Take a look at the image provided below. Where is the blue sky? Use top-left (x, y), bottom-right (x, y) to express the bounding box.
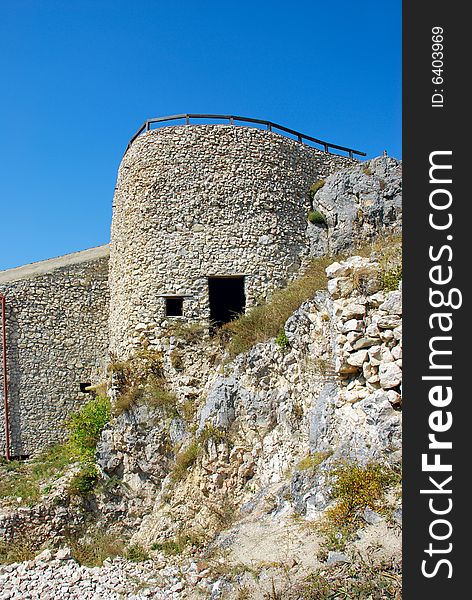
top-left (0, 0), bottom-right (401, 270)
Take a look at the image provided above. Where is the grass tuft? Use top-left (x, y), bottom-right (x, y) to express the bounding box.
top-left (165, 322), bottom-right (208, 343)
top-left (299, 558), bottom-right (401, 599)
top-left (307, 210), bottom-right (328, 226)
top-left (125, 544), bottom-right (150, 562)
top-left (0, 535), bottom-right (39, 564)
top-left (296, 450), bottom-right (333, 472)
top-left (308, 179), bottom-right (325, 199)
top-left (69, 531), bottom-right (125, 566)
top-left (151, 530), bottom-right (204, 556)
top-left (171, 440), bottom-right (201, 481)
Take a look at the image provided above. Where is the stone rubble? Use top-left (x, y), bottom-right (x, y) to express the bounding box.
top-left (0, 548), bottom-right (225, 600)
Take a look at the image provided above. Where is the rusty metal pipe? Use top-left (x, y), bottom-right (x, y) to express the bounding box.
top-left (0, 292), bottom-right (10, 461)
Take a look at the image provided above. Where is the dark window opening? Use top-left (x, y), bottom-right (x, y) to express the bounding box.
top-left (165, 297), bottom-right (183, 317)
top-left (208, 276), bottom-right (245, 329)
top-left (80, 382), bottom-right (92, 393)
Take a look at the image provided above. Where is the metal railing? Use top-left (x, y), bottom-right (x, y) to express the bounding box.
top-left (125, 114), bottom-right (366, 158)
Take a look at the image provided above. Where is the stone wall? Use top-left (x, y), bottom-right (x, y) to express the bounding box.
top-left (109, 125), bottom-right (354, 357)
top-left (0, 247), bottom-right (110, 457)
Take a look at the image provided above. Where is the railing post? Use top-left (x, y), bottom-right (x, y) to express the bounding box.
top-left (349, 150), bottom-right (353, 159)
top-left (145, 121), bottom-right (150, 132)
top-left (267, 123), bottom-right (272, 132)
top-left (185, 115), bottom-right (189, 125)
top-left (324, 143), bottom-right (328, 153)
top-left (297, 134), bottom-right (303, 143)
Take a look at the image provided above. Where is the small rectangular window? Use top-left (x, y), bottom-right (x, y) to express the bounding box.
top-left (165, 297), bottom-right (183, 317)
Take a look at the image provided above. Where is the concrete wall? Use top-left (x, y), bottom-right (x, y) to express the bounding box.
top-left (0, 247), bottom-right (109, 457)
top-left (109, 125), bottom-right (353, 357)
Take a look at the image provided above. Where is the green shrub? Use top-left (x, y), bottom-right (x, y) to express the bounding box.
top-left (125, 544), bottom-right (150, 562)
top-left (67, 396), bottom-right (111, 460)
top-left (68, 463), bottom-right (99, 497)
top-left (275, 329), bottom-right (289, 350)
top-left (326, 462), bottom-right (400, 525)
top-left (307, 210), bottom-right (328, 226)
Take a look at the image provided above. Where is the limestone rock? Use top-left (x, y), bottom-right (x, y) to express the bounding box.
top-left (347, 349), bottom-right (368, 367)
top-left (379, 363), bottom-right (402, 389)
top-left (379, 291), bottom-right (402, 315)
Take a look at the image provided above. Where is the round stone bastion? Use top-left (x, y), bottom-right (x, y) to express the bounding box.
top-left (109, 124), bottom-right (352, 356)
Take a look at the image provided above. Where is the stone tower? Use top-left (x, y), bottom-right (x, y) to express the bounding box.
top-left (109, 124), bottom-right (353, 357)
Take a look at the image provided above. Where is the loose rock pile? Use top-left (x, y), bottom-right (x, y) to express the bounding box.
top-left (328, 255), bottom-right (402, 407)
top-left (0, 548), bottom-right (225, 599)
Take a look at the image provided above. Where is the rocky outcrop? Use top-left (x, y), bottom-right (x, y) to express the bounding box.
top-left (307, 156), bottom-right (402, 256)
top-left (125, 252), bottom-right (402, 548)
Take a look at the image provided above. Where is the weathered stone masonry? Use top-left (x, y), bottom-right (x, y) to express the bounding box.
top-left (0, 247), bottom-right (109, 457)
top-left (109, 125), bottom-right (353, 356)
